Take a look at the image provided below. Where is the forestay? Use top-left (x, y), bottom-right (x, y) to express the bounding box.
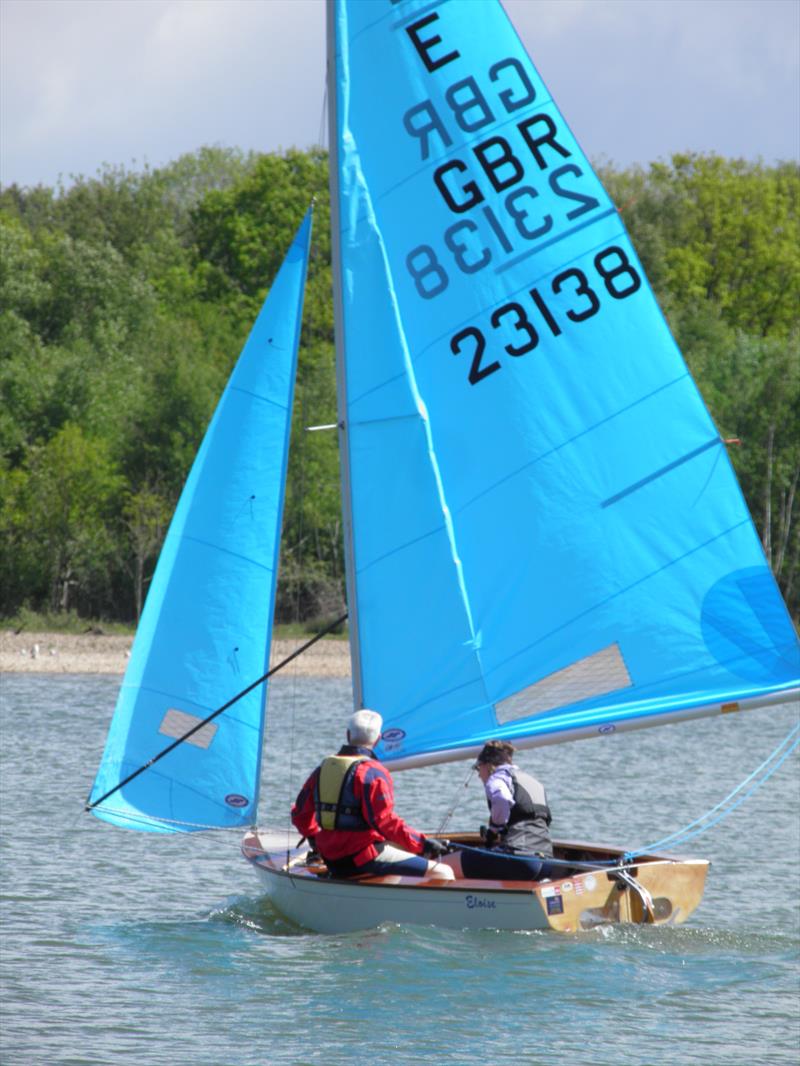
top-left (88, 212), bottom-right (312, 831)
top-left (329, 0), bottom-right (799, 768)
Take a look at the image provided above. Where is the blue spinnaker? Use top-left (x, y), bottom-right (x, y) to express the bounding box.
top-left (329, 0), bottom-right (799, 767)
top-left (88, 210), bottom-right (312, 830)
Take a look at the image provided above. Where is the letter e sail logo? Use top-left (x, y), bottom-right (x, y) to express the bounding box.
top-left (225, 793), bottom-right (249, 808)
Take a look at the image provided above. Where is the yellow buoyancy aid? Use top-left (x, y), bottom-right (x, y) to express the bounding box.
top-left (315, 754), bottom-right (368, 831)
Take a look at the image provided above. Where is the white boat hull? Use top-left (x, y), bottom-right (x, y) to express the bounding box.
top-left (242, 831), bottom-right (709, 934)
top-left (251, 859), bottom-right (548, 933)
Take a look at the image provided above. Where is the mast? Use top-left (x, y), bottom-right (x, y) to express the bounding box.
top-left (326, 0), bottom-right (364, 708)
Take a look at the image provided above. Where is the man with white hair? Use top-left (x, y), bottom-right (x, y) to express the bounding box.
top-left (291, 709), bottom-right (454, 880)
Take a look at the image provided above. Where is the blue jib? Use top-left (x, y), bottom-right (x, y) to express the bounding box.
top-left (88, 211), bottom-right (312, 832)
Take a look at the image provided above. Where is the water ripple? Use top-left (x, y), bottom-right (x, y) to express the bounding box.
top-left (1, 676), bottom-right (798, 1066)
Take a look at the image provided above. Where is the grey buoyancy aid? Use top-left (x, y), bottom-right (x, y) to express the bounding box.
top-left (492, 767), bottom-right (553, 856)
top-left (314, 754), bottom-right (369, 831)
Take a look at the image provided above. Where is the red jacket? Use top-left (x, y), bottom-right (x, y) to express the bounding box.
top-left (291, 745), bottom-right (425, 867)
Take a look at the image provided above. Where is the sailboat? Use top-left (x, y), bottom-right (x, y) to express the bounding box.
top-left (88, 0), bottom-right (799, 934)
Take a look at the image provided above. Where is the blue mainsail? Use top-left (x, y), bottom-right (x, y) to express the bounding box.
top-left (329, 0), bottom-right (799, 768)
top-left (88, 211), bottom-right (312, 831)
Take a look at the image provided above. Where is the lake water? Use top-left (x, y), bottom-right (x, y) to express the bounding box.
top-left (1, 673), bottom-right (798, 1065)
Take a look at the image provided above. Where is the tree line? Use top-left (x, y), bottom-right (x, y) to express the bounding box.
top-left (1, 148), bottom-right (797, 625)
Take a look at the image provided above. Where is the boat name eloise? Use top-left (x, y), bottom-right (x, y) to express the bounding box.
top-left (465, 895), bottom-right (497, 910)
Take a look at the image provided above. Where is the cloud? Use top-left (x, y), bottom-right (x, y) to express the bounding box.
top-left (1, 0), bottom-right (797, 188)
top-left (507, 0), bottom-right (800, 165)
top-left (1, 0), bottom-right (326, 185)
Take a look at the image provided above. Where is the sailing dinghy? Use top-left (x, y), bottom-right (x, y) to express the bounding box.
top-left (88, 0), bottom-right (799, 934)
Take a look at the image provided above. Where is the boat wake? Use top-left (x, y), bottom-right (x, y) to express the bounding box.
top-left (206, 894), bottom-right (310, 937)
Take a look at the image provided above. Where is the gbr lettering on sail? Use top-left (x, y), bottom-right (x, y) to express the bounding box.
top-left (399, 9), bottom-right (643, 386)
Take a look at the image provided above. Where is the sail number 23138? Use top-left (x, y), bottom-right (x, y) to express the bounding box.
top-left (451, 246), bottom-right (641, 386)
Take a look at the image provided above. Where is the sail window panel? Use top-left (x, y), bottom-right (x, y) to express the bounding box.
top-left (486, 525), bottom-right (797, 736)
top-left (158, 708), bottom-right (218, 749)
top-left (496, 644), bottom-right (632, 723)
top-left (94, 685), bottom-right (263, 832)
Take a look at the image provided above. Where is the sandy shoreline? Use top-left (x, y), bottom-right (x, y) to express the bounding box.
top-left (0, 631), bottom-right (352, 677)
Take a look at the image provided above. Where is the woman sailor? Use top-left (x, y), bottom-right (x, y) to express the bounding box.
top-left (449, 739), bottom-right (556, 881)
top-left (475, 739), bottom-right (553, 858)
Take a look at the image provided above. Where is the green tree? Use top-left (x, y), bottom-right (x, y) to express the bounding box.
top-left (2, 148), bottom-right (796, 622)
top-left (606, 154), bottom-right (800, 338)
top-left (603, 157), bottom-right (800, 614)
top-left (121, 485), bottom-right (171, 621)
top-left (5, 424), bottom-right (124, 614)
top-left (190, 148), bottom-right (342, 622)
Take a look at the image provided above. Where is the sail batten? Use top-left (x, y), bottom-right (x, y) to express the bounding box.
top-left (602, 439), bottom-right (722, 508)
top-left (88, 211), bottom-right (313, 832)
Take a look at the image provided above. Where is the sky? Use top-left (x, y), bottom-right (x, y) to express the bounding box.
top-left (1, 0), bottom-right (798, 189)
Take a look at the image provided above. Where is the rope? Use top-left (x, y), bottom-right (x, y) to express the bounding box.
top-left (436, 764), bottom-right (477, 833)
top-left (625, 721), bottom-right (800, 860)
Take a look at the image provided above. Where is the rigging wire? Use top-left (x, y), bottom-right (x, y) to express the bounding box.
top-left (625, 720), bottom-right (800, 860)
top-left (436, 763), bottom-right (477, 834)
top-left (432, 721), bottom-right (798, 865)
